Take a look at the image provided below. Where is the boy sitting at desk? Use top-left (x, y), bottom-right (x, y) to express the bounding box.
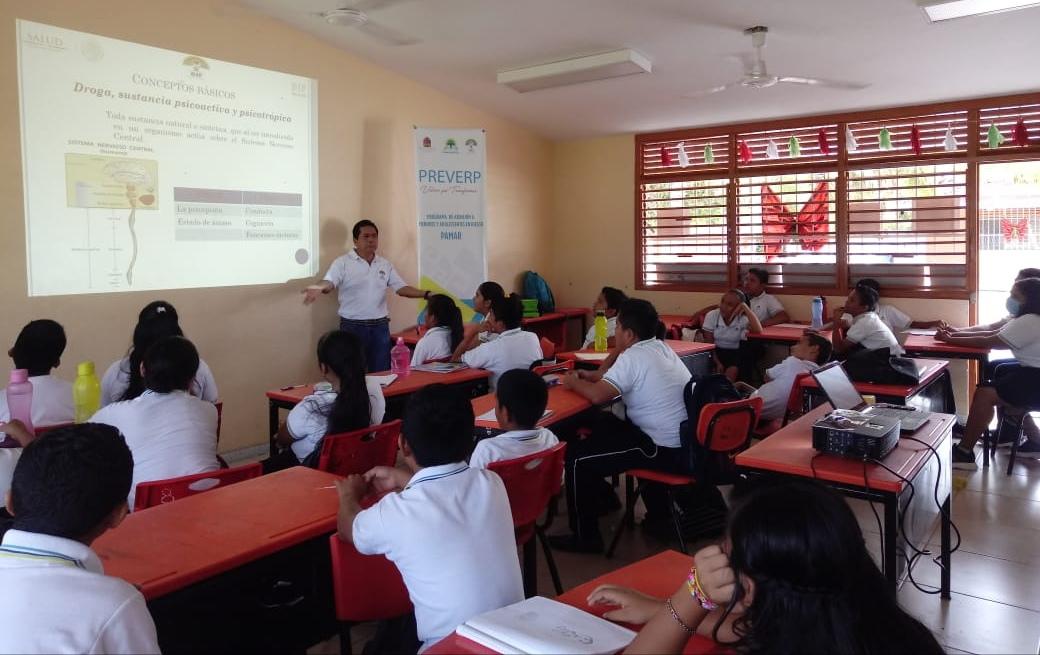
top-left (0, 319), bottom-right (74, 429)
top-left (737, 331), bottom-right (833, 422)
top-left (469, 369), bottom-right (560, 469)
top-left (582, 286), bottom-right (627, 349)
top-left (335, 384), bottom-right (523, 653)
top-left (0, 423), bottom-right (160, 654)
top-left (831, 285), bottom-right (903, 358)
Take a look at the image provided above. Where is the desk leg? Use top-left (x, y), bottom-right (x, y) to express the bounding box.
top-left (268, 401), bottom-right (279, 458)
top-left (940, 493), bottom-right (952, 599)
top-left (884, 494), bottom-right (899, 594)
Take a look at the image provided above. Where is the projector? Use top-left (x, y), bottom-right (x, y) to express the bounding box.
top-left (812, 410), bottom-right (901, 461)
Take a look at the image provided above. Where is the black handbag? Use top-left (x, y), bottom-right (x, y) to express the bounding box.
top-left (843, 347), bottom-right (921, 385)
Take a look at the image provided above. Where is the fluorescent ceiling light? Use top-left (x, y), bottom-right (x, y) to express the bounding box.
top-left (497, 49), bottom-right (651, 93)
top-left (918, 0), bottom-right (1040, 21)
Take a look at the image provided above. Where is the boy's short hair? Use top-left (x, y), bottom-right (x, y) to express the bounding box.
top-left (600, 287), bottom-right (628, 312)
top-left (746, 268), bottom-right (769, 284)
top-left (496, 369), bottom-right (548, 428)
top-left (805, 331), bottom-right (833, 364)
top-left (852, 285), bottom-right (879, 311)
top-left (143, 336), bottom-right (200, 393)
top-left (11, 423), bottom-right (133, 538)
top-left (856, 278), bottom-right (881, 295)
top-left (617, 298), bottom-right (663, 341)
top-left (402, 384), bottom-right (474, 466)
top-left (10, 319), bottom-right (67, 376)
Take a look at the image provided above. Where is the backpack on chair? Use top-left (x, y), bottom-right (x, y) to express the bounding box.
top-left (679, 374), bottom-right (743, 482)
top-left (521, 271), bottom-right (556, 314)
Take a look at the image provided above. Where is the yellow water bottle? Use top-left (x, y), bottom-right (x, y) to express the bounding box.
top-left (594, 310), bottom-right (608, 352)
top-left (73, 361), bottom-right (101, 423)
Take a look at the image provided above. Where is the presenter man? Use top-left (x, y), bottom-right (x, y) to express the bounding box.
top-left (303, 220), bottom-right (429, 372)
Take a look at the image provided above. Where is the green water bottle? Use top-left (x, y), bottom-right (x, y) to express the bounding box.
top-left (73, 361), bottom-right (101, 423)
top-left (594, 310), bottom-right (608, 352)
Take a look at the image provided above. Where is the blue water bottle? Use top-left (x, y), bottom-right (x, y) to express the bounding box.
top-left (811, 297), bottom-right (824, 329)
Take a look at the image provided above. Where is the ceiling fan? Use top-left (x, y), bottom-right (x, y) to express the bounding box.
top-left (685, 26), bottom-right (868, 96)
top-left (317, 0), bottom-right (420, 46)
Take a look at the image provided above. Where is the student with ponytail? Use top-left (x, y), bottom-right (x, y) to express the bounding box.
top-left (412, 294), bottom-right (464, 366)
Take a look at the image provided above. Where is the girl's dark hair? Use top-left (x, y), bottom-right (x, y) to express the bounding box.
top-left (427, 294), bottom-right (464, 352)
top-left (490, 293), bottom-right (524, 330)
top-left (1013, 277), bottom-right (1040, 317)
top-left (317, 330), bottom-right (371, 436)
top-left (726, 288), bottom-right (748, 305)
top-left (600, 286), bottom-right (628, 312)
top-left (852, 285), bottom-right (879, 312)
top-left (138, 300), bottom-right (179, 324)
top-left (143, 336), bottom-right (200, 393)
top-left (477, 281), bottom-right (505, 304)
top-left (717, 481), bottom-right (942, 655)
top-left (121, 315), bottom-right (184, 401)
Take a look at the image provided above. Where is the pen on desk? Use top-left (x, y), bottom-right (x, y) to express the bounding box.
top-left (280, 384), bottom-right (304, 391)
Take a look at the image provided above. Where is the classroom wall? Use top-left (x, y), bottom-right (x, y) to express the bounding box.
top-left (549, 135), bottom-right (974, 410)
top-left (0, 0), bottom-right (553, 452)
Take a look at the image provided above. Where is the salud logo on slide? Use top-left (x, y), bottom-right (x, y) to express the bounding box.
top-left (183, 55), bottom-right (209, 78)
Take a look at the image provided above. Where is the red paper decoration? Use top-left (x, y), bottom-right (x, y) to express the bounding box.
top-left (760, 182), bottom-right (831, 261)
top-left (660, 146), bottom-right (673, 166)
top-left (797, 182), bottom-right (831, 252)
top-left (761, 185), bottom-right (790, 261)
top-left (817, 128), bottom-right (831, 156)
top-left (738, 140), bottom-right (753, 164)
top-left (910, 125), bottom-right (922, 156)
top-left (1013, 118), bottom-right (1031, 147)
top-left (1001, 218), bottom-right (1029, 243)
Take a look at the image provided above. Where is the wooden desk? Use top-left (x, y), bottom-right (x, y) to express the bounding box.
top-left (426, 550), bottom-right (725, 655)
top-left (736, 406), bottom-right (954, 598)
top-left (472, 385), bottom-right (595, 439)
top-left (95, 467), bottom-right (342, 650)
top-left (266, 369), bottom-right (491, 452)
top-left (902, 334), bottom-right (990, 387)
top-left (558, 340), bottom-right (716, 379)
top-left (799, 358), bottom-right (955, 414)
top-left (749, 323), bottom-right (832, 344)
top-left (555, 306), bottom-right (591, 350)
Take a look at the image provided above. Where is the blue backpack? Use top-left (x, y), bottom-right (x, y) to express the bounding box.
top-left (522, 271), bottom-right (556, 314)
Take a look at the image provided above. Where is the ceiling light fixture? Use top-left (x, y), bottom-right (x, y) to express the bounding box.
top-left (917, 0), bottom-right (1040, 22)
top-left (497, 49), bottom-right (651, 93)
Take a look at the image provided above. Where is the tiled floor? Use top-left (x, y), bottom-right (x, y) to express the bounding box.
top-left (312, 447), bottom-right (1040, 655)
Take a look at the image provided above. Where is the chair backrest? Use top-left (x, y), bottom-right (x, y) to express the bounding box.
top-left (530, 360), bottom-right (574, 376)
top-left (783, 372), bottom-right (812, 425)
top-left (133, 462), bottom-right (262, 511)
top-left (487, 442), bottom-right (567, 527)
top-left (696, 397), bottom-right (764, 453)
top-left (317, 420), bottom-right (402, 477)
top-left (539, 336), bottom-right (556, 359)
top-left (328, 534), bottom-right (411, 622)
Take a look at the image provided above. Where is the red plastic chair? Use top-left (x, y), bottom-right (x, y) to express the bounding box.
top-left (487, 442), bottom-right (567, 597)
top-left (317, 420), bottom-right (401, 477)
top-left (133, 462), bottom-right (262, 511)
top-left (530, 359), bottom-right (574, 377)
top-left (539, 336), bottom-right (556, 360)
top-left (606, 396), bottom-right (762, 557)
top-left (752, 371), bottom-right (811, 439)
top-left (329, 534), bottom-right (411, 655)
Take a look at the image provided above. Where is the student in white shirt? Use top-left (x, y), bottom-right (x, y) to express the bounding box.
top-left (835, 279), bottom-right (940, 335)
top-left (744, 268), bottom-right (790, 326)
top-left (937, 278), bottom-right (1040, 469)
top-left (552, 299), bottom-right (693, 553)
top-left (582, 286), bottom-right (627, 349)
top-left (335, 384), bottom-right (524, 652)
top-left (91, 336), bottom-right (219, 510)
top-left (701, 289), bottom-right (763, 383)
top-left (0, 320), bottom-right (74, 428)
top-left (748, 332), bottom-right (832, 422)
top-left (939, 267), bottom-right (1040, 335)
top-left (455, 281), bottom-right (506, 353)
top-left (470, 369), bottom-right (559, 469)
top-left (412, 294), bottom-right (464, 366)
top-left (0, 423), bottom-right (160, 654)
top-left (457, 294), bottom-right (543, 389)
top-left (101, 300), bottom-right (218, 406)
top-left (268, 330), bottom-right (386, 471)
top-left (831, 285), bottom-right (903, 358)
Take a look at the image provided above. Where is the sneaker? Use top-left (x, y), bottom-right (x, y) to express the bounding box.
top-left (952, 445), bottom-right (978, 470)
top-left (547, 533), bottom-right (604, 554)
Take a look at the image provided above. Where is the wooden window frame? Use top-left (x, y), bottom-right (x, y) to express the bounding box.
top-left (634, 91), bottom-right (1040, 300)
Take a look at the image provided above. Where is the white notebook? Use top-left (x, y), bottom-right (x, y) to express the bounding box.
top-left (575, 352), bottom-right (611, 362)
top-left (366, 374), bottom-right (398, 387)
top-left (455, 596), bottom-right (636, 655)
top-left (476, 409), bottom-right (553, 425)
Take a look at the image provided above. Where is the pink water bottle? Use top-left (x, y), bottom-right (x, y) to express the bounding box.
top-left (390, 337), bottom-right (411, 377)
top-left (3, 369), bottom-right (34, 447)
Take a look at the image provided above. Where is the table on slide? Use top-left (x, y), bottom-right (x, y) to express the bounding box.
top-left (94, 467), bottom-right (342, 651)
top-left (558, 340), bottom-right (716, 379)
top-left (425, 550), bottom-right (724, 654)
top-left (799, 358), bottom-right (955, 414)
top-left (471, 385), bottom-right (595, 439)
top-left (736, 405), bottom-right (954, 597)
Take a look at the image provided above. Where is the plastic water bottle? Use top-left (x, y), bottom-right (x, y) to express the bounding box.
top-left (6, 369), bottom-right (34, 436)
top-left (73, 361), bottom-right (102, 423)
top-left (390, 337), bottom-right (411, 377)
top-left (594, 310), bottom-right (608, 352)
top-left (811, 296), bottom-right (824, 329)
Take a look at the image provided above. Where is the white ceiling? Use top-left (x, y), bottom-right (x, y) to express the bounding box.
top-left (240, 0), bottom-right (1040, 140)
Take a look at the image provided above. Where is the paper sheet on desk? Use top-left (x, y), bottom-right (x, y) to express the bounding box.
top-left (575, 352), bottom-right (611, 362)
top-left (366, 374), bottom-right (398, 387)
top-left (904, 329), bottom-right (938, 336)
top-left (477, 408), bottom-right (553, 425)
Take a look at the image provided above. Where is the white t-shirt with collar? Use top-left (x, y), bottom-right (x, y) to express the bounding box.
top-left (100, 356), bottom-right (219, 407)
top-left (998, 314), bottom-right (1040, 367)
top-left (748, 292), bottom-right (785, 322)
top-left (411, 326), bottom-right (453, 366)
top-left (845, 311), bottom-right (904, 355)
top-left (469, 427), bottom-right (560, 470)
top-left (582, 316), bottom-right (618, 349)
top-left (842, 303), bottom-right (912, 334)
top-left (602, 339), bottom-right (693, 448)
top-left (285, 378), bottom-right (387, 462)
top-left (752, 356), bottom-right (820, 421)
top-left (323, 250), bottom-right (407, 320)
top-left (0, 530), bottom-right (160, 654)
top-left (0, 374), bottom-right (74, 427)
top-left (352, 463), bottom-right (524, 650)
top-left (90, 390), bottom-right (220, 510)
top-left (460, 328), bottom-right (543, 389)
top-left (702, 309), bottom-right (749, 349)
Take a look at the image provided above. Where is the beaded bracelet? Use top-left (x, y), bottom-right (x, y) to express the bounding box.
top-left (665, 598), bottom-right (694, 633)
top-left (685, 566), bottom-right (718, 611)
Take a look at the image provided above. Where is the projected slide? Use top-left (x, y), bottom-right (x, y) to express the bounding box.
top-left (17, 20), bottom-right (318, 296)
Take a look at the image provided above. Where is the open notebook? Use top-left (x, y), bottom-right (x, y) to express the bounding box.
top-left (456, 596), bottom-right (636, 655)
